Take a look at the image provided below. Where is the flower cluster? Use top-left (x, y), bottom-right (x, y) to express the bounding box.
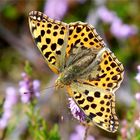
top-left (68, 98), bottom-right (87, 123)
top-left (0, 72), bottom-right (40, 129)
top-left (119, 65), bottom-right (140, 139)
top-left (19, 72), bottom-right (40, 103)
top-left (134, 66), bottom-right (140, 128)
top-left (44, 0), bottom-right (68, 20)
top-left (97, 6), bottom-right (137, 40)
top-left (120, 120), bottom-right (135, 140)
top-left (135, 113), bottom-right (140, 128)
top-left (0, 87), bottom-right (18, 129)
top-left (70, 125), bottom-right (95, 140)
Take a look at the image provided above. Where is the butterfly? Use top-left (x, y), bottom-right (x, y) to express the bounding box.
top-left (28, 11), bottom-right (124, 133)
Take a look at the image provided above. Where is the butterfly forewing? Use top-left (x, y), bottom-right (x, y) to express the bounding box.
top-left (29, 11), bottom-right (68, 74)
top-left (66, 22), bottom-right (105, 57)
top-left (67, 82), bottom-right (119, 132)
top-left (29, 11), bottom-right (106, 73)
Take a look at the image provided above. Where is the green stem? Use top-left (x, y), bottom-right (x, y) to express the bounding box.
top-left (83, 126), bottom-right (89, 140)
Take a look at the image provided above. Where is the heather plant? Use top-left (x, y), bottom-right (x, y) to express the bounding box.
top-left (0, 63), bottom-right (60, 140)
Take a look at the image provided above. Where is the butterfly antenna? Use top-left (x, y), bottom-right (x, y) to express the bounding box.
top-left (42, 85), bottom-right (55, 90)
top-left (23, 85), bottom-right (55, 95)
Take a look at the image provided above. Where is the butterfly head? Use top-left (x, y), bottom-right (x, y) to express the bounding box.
top-left (55, 71), bottom-right (73, 88)
top-left (55, 77), bottom-right (65, 89)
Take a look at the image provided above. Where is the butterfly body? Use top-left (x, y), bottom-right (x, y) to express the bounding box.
top-left (29, 11), bottom-right (124, 132)
top-left (56, 48), bottom-right (97, 86)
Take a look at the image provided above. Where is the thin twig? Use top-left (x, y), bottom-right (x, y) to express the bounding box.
top-left (83, 126), bottom-right (89, 140)
top-left (0, 128), bottom-right (7, 140)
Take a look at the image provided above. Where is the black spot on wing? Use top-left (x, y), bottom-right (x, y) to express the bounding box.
top-left (41, 30), bottom-right (45, 36)
top-left (94, 91), bottom-right (100, 98)
top-left (96, 112), bottom-right (103, 116)
top-left (57, 39), bottom-right (64, 45)
top-left (98, 73), bottom-right (107, 78)
top-left (88, 32), bottom-right (94, 39)
top-left (48, 56), bottom-right (55, 62)
top-left (51, 43), bottom-right (56, 51)
top-left (82, 105), bottom-right (89, 110)
top-left (88, 112), bottom-right (96, 119)
top-left (44, 52), bottom-right (51, 58)
top-left (31, 26), bottom-right (37, 33)
top-left (46, 38), bottom-right (51, 44)
top-left (87, 96), bottom-right (94, 102)
top-left (56, 50), bottom-right (61, 55)
top-left (35, 35), bottom-right (41, 44)
top-left (91, 103), bottom-right (97, 109)
top-left (76, 27), bottom-right (82, 33)
top-left (84, 90), bottom-right (89, 95)
top-left (77, 99), bottom-right (85, 104)
top-left (41, 45), bottom-right (47, 52)
top-left (75, 94), bottom-right (82, 99)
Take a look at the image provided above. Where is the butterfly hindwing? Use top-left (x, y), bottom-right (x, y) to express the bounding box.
top-left (82, 48), bottom-right (124, 93)
top-left (66, 81), bottom-right (119, 132)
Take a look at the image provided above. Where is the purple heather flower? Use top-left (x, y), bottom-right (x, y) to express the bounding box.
top-left (110, 19), bottom-right (137, 40)
top-left (68, 98), bottom-right (86, 123)
top-left (33, 80), bottom-right (40, 97)
top-left (70, 125), bottom-right (95, 140)
top-left (44, 0), bottom-right (68, 20)
top-left (97, 6), bottom-right (116, 24)
top-left (0, 87), bottom-right (18, 129)
top-left (4, 87), bottom-right (18, 109)
top-left (19, 72), bottom-right (40, 103)
top-left (97, 6), bottom-right (137, 39)
top-left (0, 117), bottom-right (8, 129)
top-left (135, 65), bottom-right (140, 84)
top-left (20, 89), bottom-right (31, 103)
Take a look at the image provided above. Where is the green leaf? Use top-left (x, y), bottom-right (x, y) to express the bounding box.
top-left (2, 5), bottom-right (19, 20)
top-left (48, 124), bottom-right (60, 140)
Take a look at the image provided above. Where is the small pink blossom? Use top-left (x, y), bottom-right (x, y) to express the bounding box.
top-left (135, 93), bottom-right (140, 102)
top-left (120, 120), bottom-right (128, 139)
top-left (135, 65), bottom-right (140, 84)
top-left (135, 119), bottom-right (140, 128)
